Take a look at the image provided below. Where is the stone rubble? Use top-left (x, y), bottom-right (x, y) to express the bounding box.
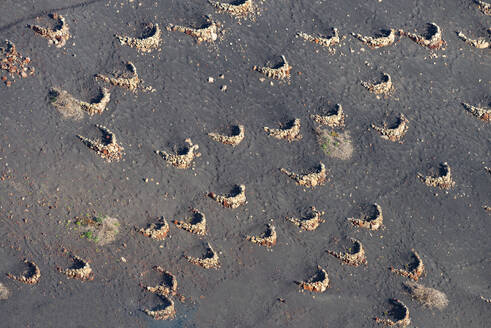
top-left (375, 298), bottom-right (411, 327)
top-left (400, 23), bottom-right (445, 50)
top-left (361, 72), bottom-right (393, 95)
top-left (418, 162), bottom-right (455, 189)
top-left (0, 40), bottom-right (35, 87)
top-left (96, 61), bottom-right (154, 93)
top-left (167, 17), bottom-right (220, 43)
top-left (246, 224), bottom-right (277, 247)
top-left (296, 28), bottom-right (343, 53)
top-left (287, 207), bottom-right (325, 231)
top-left (7, 260), bottom-right (41, 285)
top-left (209, 0), bottom-right (255, 19)
top-left (462, 102), bottom-right (490, 121)
top-left (139, 217), bottom-right (170, 240)
top-left (475, 0), bottom-right (491, 15)
top-left (253, 55), bottom-right (292, 80)
top-left (185, 242), bottom-right (221, 269)
top-left (143, 296), bottom-right (176, 320)
top-left (348, 203), bottom-right (384, 230)
top-left (327, 238), bottom-right (367, 266)
top-left (28, 13), bottom-right (71, 48)
top-left (208, 184), bottom-right (246, 209)
top-left (145, 266), bottom-right (178, 297)
top-left (351, 29), bottom-right (396, 49)
top-left (116, 23), bottom-right (161, 53)
top-left (174, 209), bottom-right (207, 236)
top-left (457, 31), bottom-right (490, 49)
top-left (311, 104), bottom-right (345, 128)
top-left (77, 125), bottom-right (124, 163)
top-left (58, 255), bottom-right (94, 281)
top-left (155, 138), bottom-right (201, 169)
top-left (264, 118), bottom-right (302, 141)
top-left (390, 249), bottom-right (425, 281)
top-left (297, 265), bottom-right (330, 293)
top-left (371, 114), bottom-right (409, 142)
top-left (280, 162), bottom-right (327, 188)
top-left (208, 125), bottom-right (245, 146)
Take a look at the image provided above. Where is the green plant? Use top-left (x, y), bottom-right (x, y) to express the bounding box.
top-left (81, 231), bottom-right (97, 241)
top-left (93, 215), bottom-right (107, 224)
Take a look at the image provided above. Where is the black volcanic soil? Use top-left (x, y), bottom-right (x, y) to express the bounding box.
top-left (0, 0), bottom-right (490, 327)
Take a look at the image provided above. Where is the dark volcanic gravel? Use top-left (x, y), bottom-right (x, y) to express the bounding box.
top-left (0, 1), bottom-right (490, 327)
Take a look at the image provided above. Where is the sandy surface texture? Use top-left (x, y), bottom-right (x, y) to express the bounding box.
top-left (0, 0), bottom-right (490, 327)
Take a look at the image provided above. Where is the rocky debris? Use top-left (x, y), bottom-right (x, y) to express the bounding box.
top-left (7, 260), bottom-right (41, 285)
top-left (287, 207), bottom-right (325, 231)
top-left (185, 242), bottom-right (221, 269)
top-left (296, 28), bottom-right (343, 53)
top-left (311, 104), bottom-right (345, 128)
top-left (145, 266), bottom-right (177, 297)
top-left (280, 162), bottom-right (327, 188)
top-left (348, 203), bottom-right (384, 231)
top-left (58, 255), bottom-right (94, 281)
top-left (351, 29), bottom-right (396, 48)
top-left (49, 87), bottom-right (111, 119)
top-left (166, 17), bottom-right (220, 43)
top-left (316, 129), bottom-right (354, 160)
top-left (253, 55), bottom-right (291, 80)
top-left (462, 102), bottom-right (490, 121)
top-left (174, 209), bottom-right (207, 236)
top-left (208, 125), bottom-right (245, 146)
top-left (475, 0), bottom-right (491, 15)
top-left (480, 295), bottom-right (491, 303)
top-left (0, 282), bottom-right (9, 300)
top-left (246, 224), bottom-right (277, 247)
top-left (116, 23), bottom-right (161, 53)
top-left (96, 61), bottom-right (154, 93)
top-left (139, 217), bottom-right (170, 240)
top-left (296, 265), bottom-right (330, 293)
top-left (28, 13), bottom-right (70, 48)
top-left (361, 72), bottom-right (393, 95)
top-left (78, 125), bottom-right (124, 163)
top-left (144, 296), bottom-right (176, 320)
top-left (327, 238), bottom-right (367, 266)
top-left (0, 40), bottom-right (35, 87)
top-left (457, 31), bottom-right (490, 49)
top-left (264, 118), bottom-right (302, 141)
top-left (404, 282), bottom-right (448, 310)
top-left (142, 267), bottom-right (179, 320)
top-left (155, 138), bottom-right (201, 169)
top-left (372, 114), bottom-right (409, 142)
top-left (390, 249), bottom-right (425, 281)
top-left (208, 184), bottom-right (246, 209)
top-left (400, 23), bottom-right (445, 49)
top-left (375, 298), bottom-right (411, 327)
top-left (418, 162), bottom-right (455, 189)
top-left (209, 0), bottom-right (255, 19)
